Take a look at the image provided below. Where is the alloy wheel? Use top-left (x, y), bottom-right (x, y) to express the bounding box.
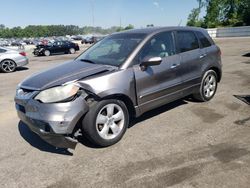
top-left (44, 50), bottom-right (50, 56)
top-left (203, 74), bottom-right (217, 98)
top-left (69, 48), bottom-right (75, 54)
top-left (1, 60), bottom-right (16, 72)
top-left (96, 103), bottom-right (125, 140)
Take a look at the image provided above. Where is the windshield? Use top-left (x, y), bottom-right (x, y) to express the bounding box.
top-left (76, 33), bottom-right (146, 67)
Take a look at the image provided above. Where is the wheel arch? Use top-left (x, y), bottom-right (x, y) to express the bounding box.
top-left (1, 58), bottom-right (16, 64)
top-left (208, 66), bottom-right (222, 82)
top-left (101, 94), bottom-right (136, 119)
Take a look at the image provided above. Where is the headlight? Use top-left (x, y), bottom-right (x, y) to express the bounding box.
top-left (35, 84), bottom-right (80, 103)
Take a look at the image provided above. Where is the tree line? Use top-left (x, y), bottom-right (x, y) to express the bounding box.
top-left (0, 24), bottom-right (134, 38)
top-left (187, 0), bottom-right (250, 28)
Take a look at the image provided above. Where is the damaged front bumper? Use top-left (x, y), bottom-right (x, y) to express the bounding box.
top-left (15, 91), bottom-right (89, 149)
top-left (33, 49), bottom-right (44, 56)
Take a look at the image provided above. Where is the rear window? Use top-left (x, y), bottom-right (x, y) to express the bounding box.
top-left (196, 32), bottom-right (212, 48)
top-left (177, 31), bottom-right (199, 53)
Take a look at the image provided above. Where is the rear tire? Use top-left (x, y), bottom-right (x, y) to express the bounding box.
top-left (193, 70), bottom-right (218, 102)
top-left (0, 59), bottom-right (16, 73)
top-left (69, 48), bottom-right (76, 54)
top-left (82, 99), bottom-right (129, 147)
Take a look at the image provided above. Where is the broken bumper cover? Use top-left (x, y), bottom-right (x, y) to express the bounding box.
top-left (33, 49), bottom-right (44, 56)
top-left (15, 94), bottom-right (89, 149)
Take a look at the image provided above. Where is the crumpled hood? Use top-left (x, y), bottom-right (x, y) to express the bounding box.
top-left (20, 60), bottom-right (116, 90)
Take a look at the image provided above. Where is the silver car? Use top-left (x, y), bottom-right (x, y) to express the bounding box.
top-left (0, 47), bottom-right (29, 73)
top-left (15, 27), bottom-right (222, 149)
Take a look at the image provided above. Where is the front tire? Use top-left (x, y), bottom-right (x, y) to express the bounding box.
top-left (193, 70), bottom-right (218, 102)
top-left (44, 50), bottom-right (50, 56)
top-left (82, 99), bottom-right (129, 147)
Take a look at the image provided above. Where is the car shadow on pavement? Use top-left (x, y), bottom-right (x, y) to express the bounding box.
top-left (77, 99), bottom-right (189, 148)
top-left (77, 134), bottom-right (103, 149)
top-left (18, 99), bottom-right (188, 152)
top-left (242, 52), bottom-right (250, 57)
top-left (18, 121), bottom-right (73, 156)
top-left (129, 99), bottom-right (188, 128)
top-left (16, 67), bottom-right (29, 72)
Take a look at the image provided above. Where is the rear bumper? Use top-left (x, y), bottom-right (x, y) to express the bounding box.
top-left (16, 57), bottom-right (29, 67)
top-left (15, 94), bottom-right (89, 149)
top-left (75, 46), bottom-right (80, 51)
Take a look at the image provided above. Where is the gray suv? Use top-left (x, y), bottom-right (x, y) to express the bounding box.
top-left (15, 27), bottom-right (222, 149)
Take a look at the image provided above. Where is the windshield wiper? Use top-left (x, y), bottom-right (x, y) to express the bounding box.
top-left (79, 59), bottom-right (96, 64)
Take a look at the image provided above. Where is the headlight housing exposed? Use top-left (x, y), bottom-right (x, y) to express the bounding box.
top-left (35, 84), bottom-right (80, 103)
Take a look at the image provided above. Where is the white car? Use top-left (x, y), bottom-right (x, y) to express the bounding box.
top-left (0, 47), bottom-right (28, 73)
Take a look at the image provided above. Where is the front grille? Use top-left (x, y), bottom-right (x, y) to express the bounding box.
top-left (16, 88), bottom-right (35, 98)
top-left (30, 119), bottom-right (51, 133)
top-left (21, 88), bottom-right (34, 94)
top-left (22, 88), bottom-right (34, 93)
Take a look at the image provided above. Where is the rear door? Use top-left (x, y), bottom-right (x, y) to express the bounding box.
top-left (195, 31), bottom-right (219, 67)
top-left (49, 42), bottom-right (60, 53)
top-left (63, 41), bottom-right (71, 52)
top-left (176, 30), bottom-right (202, 89)
top-left (56, 41), bottom-right (65, 53)
top-left (133, 31), bottom-right (182, 112)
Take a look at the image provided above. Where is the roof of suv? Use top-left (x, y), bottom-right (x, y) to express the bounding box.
top-left (117, 26), bottom-right (207, 35)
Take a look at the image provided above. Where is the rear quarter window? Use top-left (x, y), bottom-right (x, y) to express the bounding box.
top-left (196, 31), bottom-right (212, 48)
top-left (177, 31), bottom-right (199, 53)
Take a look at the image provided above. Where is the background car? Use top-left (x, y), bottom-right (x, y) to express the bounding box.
top-left (71, 35), bottom-right (83, 41)
top-left (0, 47), bottom-right (28, 73)
top-left (81, 36), bottom-right (106, 44)
top-left (33, 40), bottom-right (80, 56)
top-left (81, 37), bottom-right (94, 44)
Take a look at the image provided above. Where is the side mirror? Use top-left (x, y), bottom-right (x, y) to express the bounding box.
top-left (140, 56), bottom-right (162, 71)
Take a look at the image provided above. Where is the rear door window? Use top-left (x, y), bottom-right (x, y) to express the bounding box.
top-left (196, 32), bottom-right (212, 48)
top-left (177, 31), bottom-right (199, 53)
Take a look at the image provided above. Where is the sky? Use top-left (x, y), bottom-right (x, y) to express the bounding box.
top-left (0, 0), bottom-right (203, 28)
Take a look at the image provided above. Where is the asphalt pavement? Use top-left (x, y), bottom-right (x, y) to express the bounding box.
top-left (0, 38), bottom-right (250, 188)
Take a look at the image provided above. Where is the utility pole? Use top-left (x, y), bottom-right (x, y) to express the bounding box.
top-left (178, 19), bottom-right (182, 26)
top-left (90, 0), bottom-right (95, 33)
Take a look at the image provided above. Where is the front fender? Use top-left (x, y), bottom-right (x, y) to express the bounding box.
top-left (78, 68), bottom-right (137, 105)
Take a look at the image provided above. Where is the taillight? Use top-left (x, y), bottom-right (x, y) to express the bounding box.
top-left (19, 52), bottom-right (26, 56)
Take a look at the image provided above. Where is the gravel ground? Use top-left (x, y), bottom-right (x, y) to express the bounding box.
top-left (0, 38), bottom-right (249, 188)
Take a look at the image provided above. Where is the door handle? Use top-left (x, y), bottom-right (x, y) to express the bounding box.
top-left (200, 54), bottom-right (207, 59)
top-left (170, 64), bottom-right (179, 69)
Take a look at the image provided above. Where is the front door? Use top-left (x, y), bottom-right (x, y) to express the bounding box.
top-left (133, 31), bottom-right (182, 113)
top-left (52, 41), bottom-right (63, 53)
